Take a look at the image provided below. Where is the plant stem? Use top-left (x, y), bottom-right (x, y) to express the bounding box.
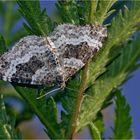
top-left (89, 0), bottom-right (95, 23)
top-left (70, 1), bottom-right (95, 138)
top-left (70, 62), bottom-right (89, 139)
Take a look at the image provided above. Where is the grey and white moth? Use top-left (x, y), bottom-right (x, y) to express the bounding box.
top-left (0, 24), bottom-right (107, 88)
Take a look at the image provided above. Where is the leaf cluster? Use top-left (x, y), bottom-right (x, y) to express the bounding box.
top-left (17, 0), bottom-right (53, 35)
top-left (55, 0), bottom-right (116, 25)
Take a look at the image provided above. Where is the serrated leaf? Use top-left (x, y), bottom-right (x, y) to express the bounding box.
top-left (17, 0), bottom-right (53, 36)
top-left (112, 90), bottom-right (132, 139)
top-left (0, 94), bottom-right (21, 139)
top-left (77, 33), bottom-right (140, 131)
top-left (88, 1), bottom-right (140, 87)
top-left (93, 0), bottom-right (117, 24)
top-left (13, 85), bottom-right (62, 139)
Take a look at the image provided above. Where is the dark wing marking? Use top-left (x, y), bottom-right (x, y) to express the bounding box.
top-left (0, 24), bottom-right (107, 87)
top-left (0, 36), bottom-right (64, 86)
top-left (50, 24), bottom-right (107, 81)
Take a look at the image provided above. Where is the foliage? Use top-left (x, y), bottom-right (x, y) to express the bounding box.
top-left (55, 0), bottom-right (117, 25)
top-left (78, 33), bottom-right (140, 131)
top-left (87, 1), bottom-right (140, 87)
top-left (55, 0), bottom-right (80, 24)
top-left (14, 85), bottom-right (62, 139)
top-left (17, 0), bottom-right (53, 35)
top-left (89, 113), bottom-right (104, 139)
top-left (0, 1), bottom-right (32, 139)
top-left (0, 94), bottom-right (21, 139)
top-left (0, 0), bottom-right (140, 139)
top-left (0, 1), bottom-right (27, 47)
top-left (112, 90), bottom-right (132, 139)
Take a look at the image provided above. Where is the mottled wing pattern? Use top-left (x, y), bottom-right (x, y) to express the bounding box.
top-left (0, 36), bottom-right (64, 86)
top-left (0, 24), bottom-right (107, 87)
top-left (50, 24), bottom-right (107, 81)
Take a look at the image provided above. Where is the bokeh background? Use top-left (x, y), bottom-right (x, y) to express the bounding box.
top-left (0, 1), bottom-right (140, 139)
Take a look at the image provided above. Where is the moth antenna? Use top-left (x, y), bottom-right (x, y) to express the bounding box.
top-left (37, 86), bottom-right (78, 100)
top-left (36, 87), bottom-right (61, 99)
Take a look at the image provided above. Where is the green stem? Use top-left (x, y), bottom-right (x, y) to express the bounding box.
top-left (69, 1), bottom-right (96, 138)
top-left (89, 0), bottom-right (96, 23)
top-left (70, 62), bottom-right (89, 139)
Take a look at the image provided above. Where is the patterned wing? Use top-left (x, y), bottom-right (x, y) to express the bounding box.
top-left (0, 24), bottom-right (107, 87)
top-left (0, 36), bottom-right (64, 86)
top-left (50, 24), bottom-right (107, 81)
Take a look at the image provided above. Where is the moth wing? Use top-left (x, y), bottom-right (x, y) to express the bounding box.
top-left (50, 24), bottom-right (107, 81)
top-left (0, 36), bottom-right (64, 86)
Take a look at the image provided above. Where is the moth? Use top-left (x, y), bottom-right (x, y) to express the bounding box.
top-left (0, 24), bottom-right (107, 88)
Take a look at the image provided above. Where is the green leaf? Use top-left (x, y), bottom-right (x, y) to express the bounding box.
top-left (0, 94), bottom-right (21, 139)
top-left (101, 91), bottom-right (116, 109)
top-left (112, 90), bottom-right (133, 139)
top-left (60, 74), bottom-right (82, 138)
top-left (55, 0), bottom-right (80, 24)
top-left (0, 1), bottom-right (27, 47)
top-left (89, 113), bottom-right (104, 139)
top-left (77, 0), bottom-right (99, 24)
top-left (89, 123), bottom-right (101, 140)
top-left (54, 1), bottom-right (140, 138)
top-left (87, 1), bottom-right (140, 87)
top-left (59, 63), bottom-right (91, 139)
top-left (0, 36), bottom-right (6, 54)
top-left (77, 33), bottom-right (140, 131)
top-left (17, 0), bottom-right (53, 36)
top-left (92, 0), bottom-right (117, 24)
top-left (14, 85), bottom-right (62, 139)
top-left (58, 0), bottom-right (116, 25)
